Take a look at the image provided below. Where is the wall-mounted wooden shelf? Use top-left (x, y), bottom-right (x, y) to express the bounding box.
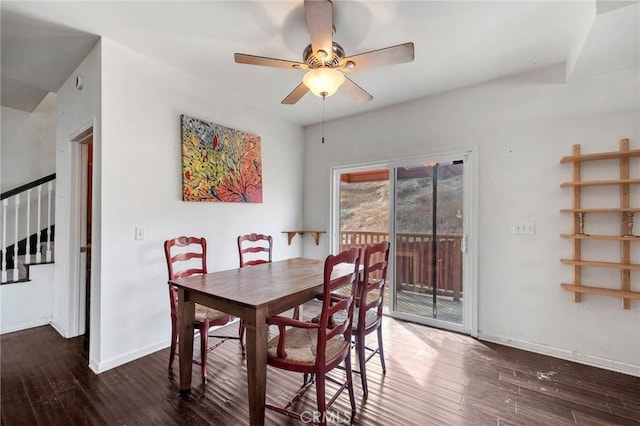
top-left (560, 259), bottom-right (640, 270)
top-left (560, 149), bottom-right (640, 163)
top-left (560, 139), bottom-right (639, 309)
top-left (560, 179), bottom-right (640, 187)
top-left (560, 208), bottom-right (640, 213)
top-left (560, 283), bottom-right (640, 300)
top-left (282, 231), bottom-right (325, 246)
top-left (561, 234), bottom-right (640, 241)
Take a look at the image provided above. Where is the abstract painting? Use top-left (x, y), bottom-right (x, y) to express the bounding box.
top-left (180, 114), bottom-right (263, 203)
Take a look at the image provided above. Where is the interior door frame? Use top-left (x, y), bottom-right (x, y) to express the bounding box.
top-left (69, 121), bottom-right (94, 347)
top-left (329, 148), bottom-right (478, 337)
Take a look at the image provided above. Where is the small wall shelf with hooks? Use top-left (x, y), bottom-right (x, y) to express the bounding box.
top-left (282, 231), bottom-right (325, 246)
top-left (560, 139), bottom-right (640, 309)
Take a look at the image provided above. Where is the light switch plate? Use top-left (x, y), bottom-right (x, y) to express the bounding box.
top-left (135, 226), bottom-right (145, 240)
top-left (513, 222), bottom-right (535, 235)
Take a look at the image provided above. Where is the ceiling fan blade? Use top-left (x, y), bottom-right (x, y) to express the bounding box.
top-left (339, 76), bottom-right (373, 105)
top-left (340, 42), bottom-right (415, 72)
top-left (281, 83), bottom-right (310, 104)
top-left (304, 0), bottom-right (333, 60)
top-left (234, 53), bottom-right (305, 70)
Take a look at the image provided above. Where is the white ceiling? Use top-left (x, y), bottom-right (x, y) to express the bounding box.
top-left (1, 1), bottom-right (638, 126)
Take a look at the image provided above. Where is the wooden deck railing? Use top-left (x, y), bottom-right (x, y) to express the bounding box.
top-left (340, 231), bottom-right (463, 301)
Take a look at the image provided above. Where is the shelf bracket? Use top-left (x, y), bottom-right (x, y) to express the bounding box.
top-left (282, 231), bottom-right (325, 246)
top-left (576, 212), bottom-right (589, 236)
top-left (624, 212), bottom-right (637, 237)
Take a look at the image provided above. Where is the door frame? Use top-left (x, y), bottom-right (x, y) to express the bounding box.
top-left (68, 121), bottom-right (95, 351)
top-left (329, 148), bottom-right (478, 336)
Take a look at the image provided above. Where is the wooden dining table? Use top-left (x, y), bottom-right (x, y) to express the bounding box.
top-left (168, 257), bottom-right (357, 426)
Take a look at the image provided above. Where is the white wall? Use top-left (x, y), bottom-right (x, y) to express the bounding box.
top-left (1, 93), bottom-right (56, 192)
top-left (302, 65), bottom-right (640, 375)
top-left (0, 263), bottom-right (54, 333)
top-left (96, 39), bottom-right (304, 372)
top-left (54, 41), bottom-right (102, 350)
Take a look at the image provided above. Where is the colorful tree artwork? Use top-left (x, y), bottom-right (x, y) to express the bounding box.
top-left (181, 115), bottom-right (263, 203)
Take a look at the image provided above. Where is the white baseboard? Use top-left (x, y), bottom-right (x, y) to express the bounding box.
top-left (478, 332), bottom-right (640, 377)
top-left (91, 322), bottom-right (238, 373)
top-left (93, 339), bottom-right (170, 373)
top-left (0, 317), bottom-right (51, 335)
top-left (49, 319), bottom-right (66, 337)
top-left (89, 356), bottom-right (100, 374)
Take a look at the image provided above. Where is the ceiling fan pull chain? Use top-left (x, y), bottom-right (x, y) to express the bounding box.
top-left (321, 94), bottom-right (326, 143)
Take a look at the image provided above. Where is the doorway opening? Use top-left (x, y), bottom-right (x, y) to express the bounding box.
top-left (70, 124), bottom-right (93, 360)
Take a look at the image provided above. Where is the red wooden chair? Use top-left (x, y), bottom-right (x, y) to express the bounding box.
top-left (236, 233), bottom-right (300, 354)
top-left (164, 236), bottom-right (238, 381)
top-left (265, 247), bottom-right (361, 426)
top-left (353, 241), bottom-right (390, 397)
top-left (237, 233), bottom-right (272, 267)
top-left (237, 233), bottom-right (272, 354)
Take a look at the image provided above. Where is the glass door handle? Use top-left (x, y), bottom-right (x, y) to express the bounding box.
top-left (461, 235), bottom-right (468, 254)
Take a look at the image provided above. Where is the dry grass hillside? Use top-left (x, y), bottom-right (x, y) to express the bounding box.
top-left (340, 181), bottom-right (390, 232)
top-left (340, 174), bottom-right (463, 235)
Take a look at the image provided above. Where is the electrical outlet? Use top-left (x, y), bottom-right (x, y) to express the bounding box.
top-left (135, 226), bottom-right (145, 240)
top-left (513, 222), bottom-right (535, 235)
top-left (522, 222), bottom-right (535, 235)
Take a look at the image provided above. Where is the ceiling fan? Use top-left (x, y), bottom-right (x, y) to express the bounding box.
top-left (234, 0), bottom-right (415, 105)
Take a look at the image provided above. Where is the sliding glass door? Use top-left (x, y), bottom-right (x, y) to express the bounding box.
top-left (391, 159), bottom-right (466, 331)
top-left (331, 150), bottom-right (475, 334)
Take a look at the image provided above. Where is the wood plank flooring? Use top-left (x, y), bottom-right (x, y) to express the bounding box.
top-left (2, 317), bottom-right (639, 425)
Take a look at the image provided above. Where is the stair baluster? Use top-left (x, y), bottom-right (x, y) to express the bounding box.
top-left (36, 186), bottom-right (42, 263)
top-left (25, 189), bottom-right (31, 265)
top-left (46, 181), bottom-right (53, 262)
top-left (13, 194), bottom-right (20, 281)
top-left (2, 199), bottom-right (7, 282)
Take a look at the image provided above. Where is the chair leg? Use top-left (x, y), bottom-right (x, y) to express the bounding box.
top-left (357, 333), bottom-right (369, 398)
top-left (315, 372), bottom-right (327, 426)
top-left (200, 321), bottom-right (209, 381)
top-left (376, 326), bottom-right (386, 373)
top-left (238, 319), bottom-right (246, 355)
top-left (169, 316), bottom-right (177, 371)
top-left (345, 351), bottom-right (357, 418)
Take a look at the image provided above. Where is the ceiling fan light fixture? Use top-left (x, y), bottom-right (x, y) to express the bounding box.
top-left (303, 67), bottom-right (345, 98)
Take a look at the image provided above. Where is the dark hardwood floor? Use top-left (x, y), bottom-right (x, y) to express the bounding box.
top-left (2, 315), bottom-right (639, 425)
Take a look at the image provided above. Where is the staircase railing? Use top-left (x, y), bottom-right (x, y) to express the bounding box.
top-left (1, 174), bottom-right (56, 283)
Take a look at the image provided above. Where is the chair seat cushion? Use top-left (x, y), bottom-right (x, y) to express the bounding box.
top-left (267, 328), bottom-right (349, 364)
top-left (195, 304), bottom-right (230, 323)
top-left (353, 308), bottom-right (380, 332)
